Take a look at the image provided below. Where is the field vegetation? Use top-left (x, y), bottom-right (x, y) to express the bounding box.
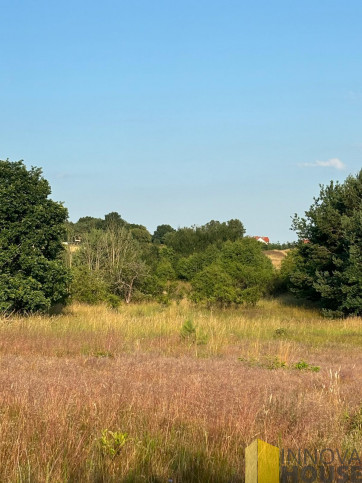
top-left (0, 299), bottom-right (360, 482)
top-left (0, 162), bottom-right (361, 481)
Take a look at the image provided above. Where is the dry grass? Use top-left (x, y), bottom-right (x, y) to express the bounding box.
top-left (0, 300), bottom-right (360, 481)
top-left (264, 249), bottom-right (290, 269)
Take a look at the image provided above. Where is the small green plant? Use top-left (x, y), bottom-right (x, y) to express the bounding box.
top-left (266, 356), bottom-right (287, 370)
top-left (239, 356), bottom-right (320, 372)
top-left (180, 319), bottom-right (197, 340)
top-left (293, 360), bottom-right (320, 372)
top-left (345, 407), bottom-right (362, 433)
top-left (180, 319), bottom-right (209, 345)
top-left (237, 356), bottom-right (259, 367)
top-left (93, 350), bottom-right (114, 358)
top-left (98, 429), bottom-right (128, 458)
top-left (157, 293), bottom-right (172, 306)
top-left (196, 328), bottom-right (209, 345)
top-left (274, 327), bottom-right (288, 338)
top-left (106, 294), bottom-right (121, 310)
top-left (237, 356), bottom-right (286, 369)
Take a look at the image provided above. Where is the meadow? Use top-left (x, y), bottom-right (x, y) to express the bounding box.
top-left (0, 298), bottom-right (361, 482)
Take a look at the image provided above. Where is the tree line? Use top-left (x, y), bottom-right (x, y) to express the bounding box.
top-left (0, 159), bottom-right (361, 316)
top-left (65, 214), bottom-right (273, 307)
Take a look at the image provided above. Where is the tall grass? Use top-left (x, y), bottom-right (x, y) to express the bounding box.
top-left (0, 299), bottom-right (360, 481)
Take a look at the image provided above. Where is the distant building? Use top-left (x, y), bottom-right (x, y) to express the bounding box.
top-left (252, 236), bottom-right (270, 244)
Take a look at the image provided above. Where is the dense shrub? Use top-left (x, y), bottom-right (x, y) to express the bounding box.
top-left (191, 238), bottom-right (275, 306)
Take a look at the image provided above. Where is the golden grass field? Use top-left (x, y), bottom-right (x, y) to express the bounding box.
top-left (0, 298), bottom-right (361, 481)
top-left (264, 249), bottom-right (290, 269)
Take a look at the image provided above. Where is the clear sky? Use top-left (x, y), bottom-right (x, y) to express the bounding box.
top-left (1, 1), bottom-right (361, 242)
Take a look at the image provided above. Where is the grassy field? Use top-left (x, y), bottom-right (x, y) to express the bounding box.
top-left (0, 298), bottom-right (361, 482)
top-left (264, 249), bottom-right (289, 269)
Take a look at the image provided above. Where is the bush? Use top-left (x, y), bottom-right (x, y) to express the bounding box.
top-left (191, 263), bottom-right (237, 306)
top-left (70, 266), bottom-right (109, 304)
top-left (190, 239), bottom-right (275, 306)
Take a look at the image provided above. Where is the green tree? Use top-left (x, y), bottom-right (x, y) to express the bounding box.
top-left (129, 226), bottom-right (152, 244)
top-left (219, 238), bottom-right (274, 303)
top-left (191, 238), bottom-right (274, 306)
top-left (164, 219), bottom-right (245, 256)
top-left (104, 212), bottom-right (126, 230)
top-left (152, 224), bottom-right (175, 244)
top-left (291, 170), bottom-right (362, 316)
top-left (177, 245), bottom-right (219, 280)
top-left (0, 160), bottom-right (70, 313)
top-left (191, 263), bottom-right (237, 305)
top-left (73, 225), bottom-right (148, 304)
top-left (71, 216), bottom-right (104, 237)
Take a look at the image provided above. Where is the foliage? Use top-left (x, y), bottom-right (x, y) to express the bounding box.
top-left (130, 226), bottom-right (152, 244)
top-left (66, 212), bottom-right (137, 242)
top-left (70, 266), bottom-right (109, 304)
top-left (176, 245), bottom-right (219, 280)
top-left (180, 319), bottom-right (208, 345)
top-left (72, 226), bottom-right (149, 304)
top-left (273, 327), bottom-right (288, 338)
top-left (104, 211), bottom-right (126, 230)
top-left (191, 238), bottom-right (275, 306)
top-left (266, 356), bottom-right (287, 369)
top-left (237, 355), bottom-right (287, 369)
top-left (272, 249), bottom-right (301, 294)
top-left (238, 355), bottom-right (320, 372)
top-left (152, 224), bottom-right (175, 244)
top-left (155, 260), bottom-right (176, 282)
top-left (98, 430), bottom-right (128, 458)
top-left (191, 263), bottom-right (237, 305)
top-left (0, 160), bottom-right (70, 313)
top-left (290, 170), bottom-right (362, 316)
top-left (93, 350), bottom-right (114, 358)
top-left (345, 407), bottom-right (362, 433)
top-left (65, 216), bottom-right (104, 242)
top-left (67, 215), bottom-right (252, 305)
top-left (293, 360), bottom-right (320, 372)
top-left (66, 211), bottom-right (280, 307)
top-left (180, 319), bottom-right (197, 340)
top-left (261, 241), bottom-right (296, 250)
top-left (164, 219), bottom-right (245, 256)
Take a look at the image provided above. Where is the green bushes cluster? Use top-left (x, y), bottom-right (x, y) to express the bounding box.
top-left (67, 214), bottom-right (276, 307)
top-left (190, 239), bottom-right (274, 306)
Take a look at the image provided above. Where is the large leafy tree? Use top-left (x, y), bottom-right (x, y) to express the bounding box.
top-left (152, 224), bottom-right (175, 244)
top-left (291, 170), bottom-right (362, 316)
top-left (191, 238), bottom-right (274, 306)
top-left (0, 160), bottom-right (70, 313)
top-left (73, 226), bottom-right (148, 303)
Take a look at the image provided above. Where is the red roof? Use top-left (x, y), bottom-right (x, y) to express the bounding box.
top-left (252, 236), bottom-right (270, 243)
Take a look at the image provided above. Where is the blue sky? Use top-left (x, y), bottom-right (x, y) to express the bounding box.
top-left (1, 0), bottom-right (361, 241)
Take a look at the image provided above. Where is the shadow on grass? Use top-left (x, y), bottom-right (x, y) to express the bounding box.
top-left (276, 293), bottom-right (321, 311)
top-left (80, 447), bottom-right (243, 483)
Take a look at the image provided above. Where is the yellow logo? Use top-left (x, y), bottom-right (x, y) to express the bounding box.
top-left (245, 439), bottom-right (279, 483)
